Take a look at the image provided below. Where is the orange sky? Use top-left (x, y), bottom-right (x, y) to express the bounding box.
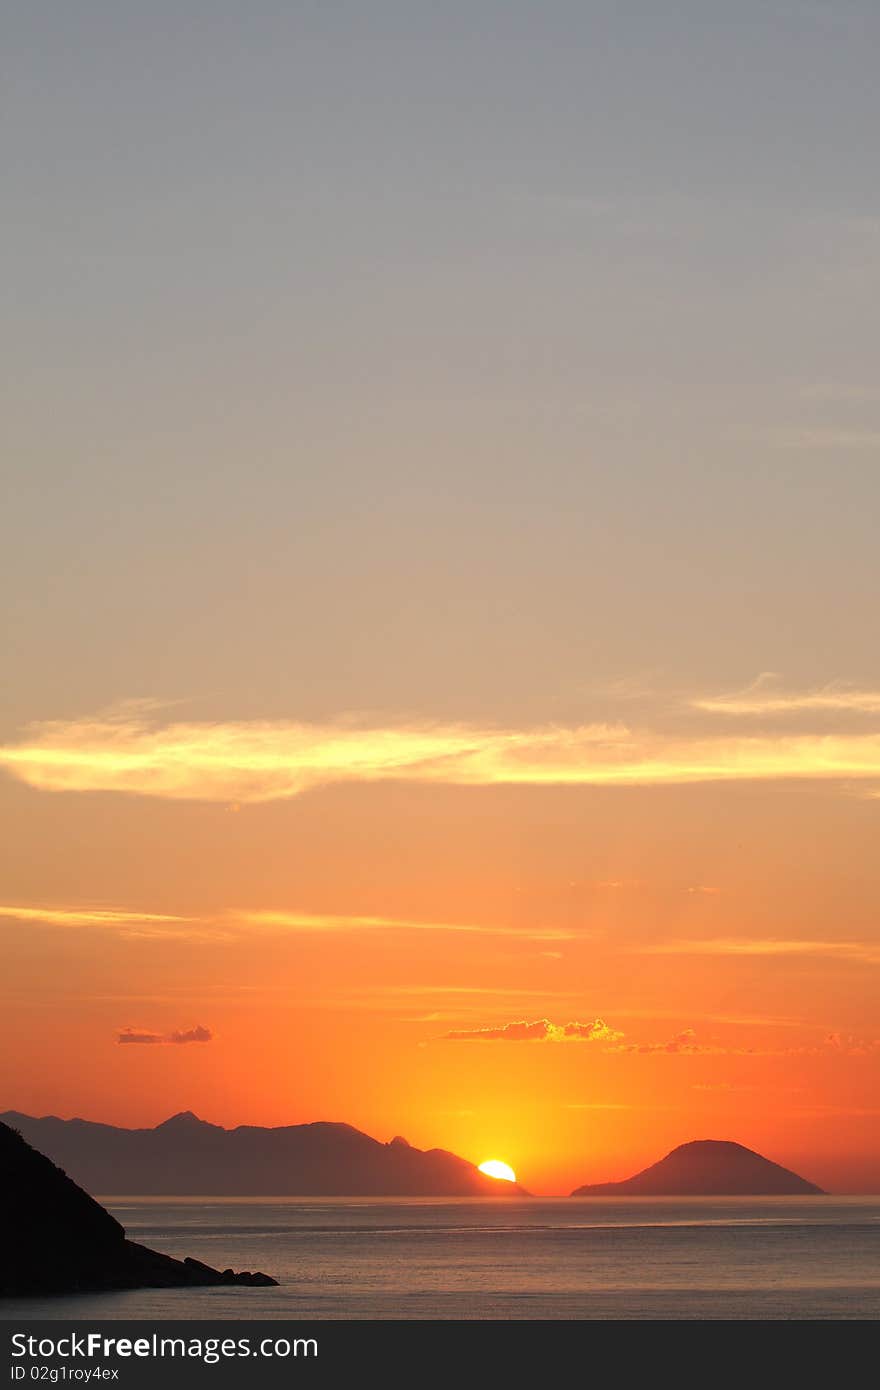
top-left (2, 749), bottom-right (878, 1194)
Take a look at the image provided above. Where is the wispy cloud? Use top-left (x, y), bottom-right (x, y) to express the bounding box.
top-left (693, 676), bottom-right (880, 716)
top-left (0, 905), bottom-right (193, 930)
top-left (621, 1027), bottom-right (706, 1054)
top-left (235, 909), bottom-right (575, 941)
top-left (292, 984), bottom-right (586, 1017)
top-left (117, 1024), bottom-right (213, 1045)
top-left (2, 901), bottom-right (572, 944)
top-left (566, 1102), bottom-right (637, 1110)
top-left (5, 706), bottom-right (880, 801)
top-left (641, 938), bottom-right (880, 965)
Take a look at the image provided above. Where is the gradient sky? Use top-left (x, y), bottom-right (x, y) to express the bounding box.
top-left (2, 1), bottom-right (879, 1194)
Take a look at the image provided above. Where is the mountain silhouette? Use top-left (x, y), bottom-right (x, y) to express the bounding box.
top-left (2, 1111), bottom-right (528, 1196)
top-left (0, 1121), bottom-right (277, 1297)
top-left (570, 1139), bottom-right (825, 1196)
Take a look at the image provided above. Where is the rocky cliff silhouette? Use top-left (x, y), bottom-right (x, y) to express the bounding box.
top-left (2, 1111), bottom-right (527, 1196)
top-left (0, 1121), bottom-right (277, 1296)
top-left (571, 1139), bottom-right (825, 1196)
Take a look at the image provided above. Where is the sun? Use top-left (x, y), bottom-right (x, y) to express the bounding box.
top-left (478, 1159), bottom-right (517, 1183)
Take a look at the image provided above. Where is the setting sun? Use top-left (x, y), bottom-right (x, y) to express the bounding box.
top-left (478, 1160), bottom-right (517, 1184)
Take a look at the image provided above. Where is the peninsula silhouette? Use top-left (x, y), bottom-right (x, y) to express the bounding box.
top-left (2, 1111), bottom-right (528, 1197)
top-left (570, 1140), bottom-right (825, 1196)
top-left (0, 1121), bottom-right (277, 1297)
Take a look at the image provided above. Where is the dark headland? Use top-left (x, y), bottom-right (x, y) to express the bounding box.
top-left (2, 1110), bottom-right (529, 1197)
top-left (0, 1121), bottom-right (277, 1297)
top-left (571, 1139), bottom-right (825, 1196)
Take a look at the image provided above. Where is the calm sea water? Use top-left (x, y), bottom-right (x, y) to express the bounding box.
top-left (4, 1197), bottom-right (879, 1320)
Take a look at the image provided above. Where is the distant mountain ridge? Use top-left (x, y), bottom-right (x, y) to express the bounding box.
top-left (571, 1140), bottom-right (825, 1196)
top-left (1, 1110), bottom-right (527, 1197)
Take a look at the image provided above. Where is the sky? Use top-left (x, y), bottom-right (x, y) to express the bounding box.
top-left (2, 1), bottom-right (879, 1195)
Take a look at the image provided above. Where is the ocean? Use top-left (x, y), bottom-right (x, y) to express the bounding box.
top-left (4, 1196), bottom-right (878, 1320)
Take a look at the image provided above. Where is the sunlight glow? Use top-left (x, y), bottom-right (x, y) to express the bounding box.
top-left (478, 1159), bottom-right (517, 1183)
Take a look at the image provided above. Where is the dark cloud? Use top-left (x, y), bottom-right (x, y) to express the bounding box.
top-left (168, 1025), bottom-right (213, 1044)
top-left (117, 1024), bottom-right (213, 1045)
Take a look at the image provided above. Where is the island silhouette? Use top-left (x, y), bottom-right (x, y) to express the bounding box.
top-left (2, 1110), bottom-right (528, 1197)
top-left (0, 1120), bottom-right (277, 1297)
top-left (570, 1140), bottom-right (825, 1196)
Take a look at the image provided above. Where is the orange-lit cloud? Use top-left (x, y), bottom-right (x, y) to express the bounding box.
top-left (566, 1102), bottom-right (638, 1110)
top-left (641, 938), bottom-right (880, 965)
top-left (624, 1028), bottom-right (703, 1053)
top-left (0, 901), bottom-right (575, 944)
top-left (0, 905), bottom-right (193, 930)
top-left (117, 1025), bottom-right (213, 1045)
top-left (235, 909), bottom-right (575, 941)
top-left (445, 1018), bottom-right (624, 1043)
top-left (693, 679), bottom-right (880, 716)
top-left (442, 1019), bottom-right (871, 1058)
top-left (5, 708), bottom-right (880, 801)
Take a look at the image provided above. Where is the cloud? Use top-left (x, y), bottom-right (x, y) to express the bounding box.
top-left (0, 905), bottom-right (192, 930)
top-left (5, 706), bottom-right (880, 802)
top-left (235, 909), bottom-right (575, 941)
top-left (561, 1019), bottom-right (623, 1041)
top-left (625, 1028), bottom-right (704, 1054)
top-left (609, 1028), bottom-right (777, 1057)
top-left (445, 1017), bottom-right (624, 1043)
top-left (693, 676), bottom-right (880, 717)
top-left (442, 1017), bottom-right (868, 1058)
top-left (167, 1025), bottom-right (213, 1044)
top-left (117, 1025), bottom-right (213, 1045)
top-left (447, 1019), bottom-right (555, 1041)
top-left (2, 901), bottom-right (570, 945)
top-left (641, 938), bottom-right (880, 965)
top-left (566, 1102), bottom-right (636, 1110)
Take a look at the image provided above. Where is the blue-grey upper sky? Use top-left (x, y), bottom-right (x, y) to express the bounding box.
top-left (4, 1), bottom-right (879, 728)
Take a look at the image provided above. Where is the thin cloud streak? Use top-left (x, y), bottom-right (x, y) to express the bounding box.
top-left (694, 681), bottom-right (880, 716)
top-left (0, 901), bottom-right (577, 944)
top-left (641, 938), bottom-right (880, 965)
top-left (6, 708), bottom-right (880, 801)
top-left (566, 1103), bottom-right (637, 1110)
top-left (236, 910), bottom-right (576, 941)
top-left (0, 905), bottom-right (192, 929)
